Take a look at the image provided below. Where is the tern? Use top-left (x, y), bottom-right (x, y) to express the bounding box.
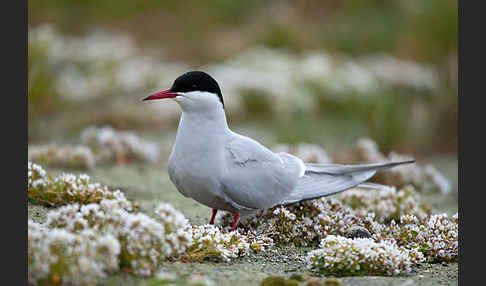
top-left (143, 71), bottom-right (414, 231)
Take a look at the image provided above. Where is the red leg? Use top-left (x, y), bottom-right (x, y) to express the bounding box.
top-left (209, 209), bottom-right (218, 225)
top-left (231, 213), bottom-right (240, 231)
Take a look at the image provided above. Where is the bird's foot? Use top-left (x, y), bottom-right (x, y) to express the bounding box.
top-left (209, 209), bottom-right (218, 225)
top-left (231, 213), bottom-right (240, 232)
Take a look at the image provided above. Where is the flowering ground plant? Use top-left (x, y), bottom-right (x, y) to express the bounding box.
top-left (218, 185), bottom-right (430, 248)
top-left (218, 186), bottom-right (457, 270)
top-left (44, 200), bottom-right (192, 276)
top-left (336, 185), bottom-right (431, 223)
top-left (28, 144), bottom-right (96, 169)
top-left (28, 161), bottom-right (458, 283)
top-left (80, 126), bottom-right (161, 165)
top-left (28, 161), bottom-right (133, 207)
top-left (374, 213), bottom-right (458, 263)
top-left (183, 225), bottom-right (274, 262)
top-left (28, 220), bottom-right (121, 285)
top-left (28, 126), bottom-right (162, 170)
top-left (306, 235), bottom-right (424, 276)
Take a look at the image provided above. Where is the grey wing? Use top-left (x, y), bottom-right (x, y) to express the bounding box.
top-left (221, 134), bottom-right (304, 210)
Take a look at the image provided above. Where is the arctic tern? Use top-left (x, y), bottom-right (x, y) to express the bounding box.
top-left (143, 71), bottom-right (414, 231)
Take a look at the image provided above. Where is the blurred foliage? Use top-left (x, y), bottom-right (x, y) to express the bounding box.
top-left (410, 0), bottom-right (458, 64)
top-left (319, 2), bottom-right (407, 56)
top-left (257, 23), bottom-right (303, 52)
top-left (29, 0), bottom-right (260, 25)
top-left (239, 89), bottom-right (274, 117)
top-left (28, 40), bottom-right (62, 137)
top-left (317, 0), bottom-right (457, 63)
top-left (28, 0), bottom-right (457, 155)
top-left (309, 84), bottom-right (431, 152)
top-left (28, 0), bottom-right (457, 64)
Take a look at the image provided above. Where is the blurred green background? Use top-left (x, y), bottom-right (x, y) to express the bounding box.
top-left (28, 0), bottom-right (457, 158)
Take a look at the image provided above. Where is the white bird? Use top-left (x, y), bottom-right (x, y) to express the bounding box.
top-left (143, 71), bottom-right (414, 231)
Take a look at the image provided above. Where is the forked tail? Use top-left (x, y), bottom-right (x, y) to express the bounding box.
top-left (281, 160), bottom-right (414, 205)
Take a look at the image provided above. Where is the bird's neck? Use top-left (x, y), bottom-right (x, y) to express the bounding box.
top-left (181, 106), bottom-right (229, 132)
top-left (174, 108), bottom-right (230, 152)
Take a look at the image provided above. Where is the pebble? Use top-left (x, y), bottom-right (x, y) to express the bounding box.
top-left (344, 225), bottom-right (372, 239)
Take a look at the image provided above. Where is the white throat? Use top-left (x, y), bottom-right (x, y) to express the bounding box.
top-left (179, 106), bottom-right (229, 136)
top-left (171, 93), bottom-right (230, 158)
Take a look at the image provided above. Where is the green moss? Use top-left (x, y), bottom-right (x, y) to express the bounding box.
top-left (184, 244), bottom-right (224, 262)
top-left (323, 278), bottom-right (343, 286)
top-left (286, 280), bottom-right (300, 286)
top-left (259, 276), bottom-right (289, 286)
top-left (346, 197), bottom-right (366, 210)
top-left (305, 280), bottom-right (321, 286)
top-left (147, 273), bottom-right (214, 286)
top-left (259, 276), bottom-right (304, 286)
top-left (251, 242), bottom-right (263, 252)
top-left (289, 273), bottom-right (305, 282)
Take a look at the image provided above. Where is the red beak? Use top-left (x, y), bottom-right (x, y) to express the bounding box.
top-left (143, 89), bottom-right (178, 101)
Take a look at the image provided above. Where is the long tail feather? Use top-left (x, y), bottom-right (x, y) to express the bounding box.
top-left (304, 160), bottom-right (415, 175)
top-left (356, 182), bottom-right (394, 190)
top-left (281, 160), bottom-right (414, 205)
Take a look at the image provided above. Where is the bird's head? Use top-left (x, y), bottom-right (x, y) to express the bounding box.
top-left (143, 71), bottom-right (224, 112)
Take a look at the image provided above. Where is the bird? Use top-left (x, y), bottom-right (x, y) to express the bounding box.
top-left (143, 71), bottom-right (414, 231)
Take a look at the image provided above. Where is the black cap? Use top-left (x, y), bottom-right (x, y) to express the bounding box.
top-left (170, 71), bottom-right (224, 107)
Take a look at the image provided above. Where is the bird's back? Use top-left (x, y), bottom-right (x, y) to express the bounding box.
top-left (219, 132), bottom-right (305, 210)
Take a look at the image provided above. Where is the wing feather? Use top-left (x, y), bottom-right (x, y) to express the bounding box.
top-left (221, 134), bottom-right (303, 210)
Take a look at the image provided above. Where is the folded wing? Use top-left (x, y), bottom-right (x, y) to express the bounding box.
top-left (221, 134), bottom-right (304, 210)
